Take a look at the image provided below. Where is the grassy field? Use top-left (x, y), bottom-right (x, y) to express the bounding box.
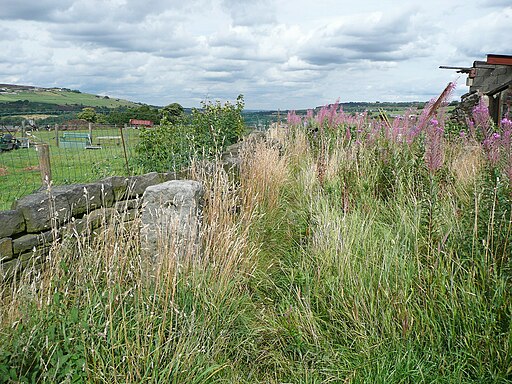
top-left (0, 95), bottom-right (510, 382)
top-left (0, 127), bottom-right (141, 209)
top-left (0, 87), bottom-right (139, 108)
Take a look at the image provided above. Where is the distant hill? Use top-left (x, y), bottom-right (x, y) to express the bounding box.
top-left (0, 84), bottom-right (140, 111)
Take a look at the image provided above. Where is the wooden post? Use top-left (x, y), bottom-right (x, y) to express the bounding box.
top-left (36, 144), bottom-right (52, 187)
top-left (21, 120), bottom-right (26, 137)
top-left (88, 122), bottom-right (93, 145)
top-left (55, 124), bottom-right (59, 147)
top-left (119, 124), bottom-right (130, 175)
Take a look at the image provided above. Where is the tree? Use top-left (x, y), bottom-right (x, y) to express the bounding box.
top-left (160, 103), bottom-right (185, 124)
top-left (77, 107), bottom-right (97, 122)
top-left (132, 105), bottom-right (160, 122)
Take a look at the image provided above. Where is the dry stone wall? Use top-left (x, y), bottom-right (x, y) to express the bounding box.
top-left (0, 172), bottom-right (180, 278)
top-left (0, 139), bottom-right (246, 279)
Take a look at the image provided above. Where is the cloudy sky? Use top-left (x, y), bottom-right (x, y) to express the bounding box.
top-left (0, 0), bottom-right (510, 109)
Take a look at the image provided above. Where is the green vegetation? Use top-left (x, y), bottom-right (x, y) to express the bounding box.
top-left (0, 86), bottom-right (138, 109)
top-left (0, 127), bottom-right (141, 209)
top-left (0, 91), bottom-right (510, 382)
top-left (0, 85), bottom-right (156, 127)
top-left (135, 95), bottom-right (245, 172)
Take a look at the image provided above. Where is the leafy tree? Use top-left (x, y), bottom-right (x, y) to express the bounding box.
top-left (77, 107), bottom-right (97, 122)
top-left (133, 105), bottom-right (160, 122)
top-left (106, 107), bottom-right (132, 125)
top-left (161, 103), bottom-right (185, 124)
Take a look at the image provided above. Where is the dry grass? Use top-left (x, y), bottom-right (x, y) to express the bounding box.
top-left (450, 144), bottom-right (484, 187)
top-left (240, 136), bottom-right (289, 213)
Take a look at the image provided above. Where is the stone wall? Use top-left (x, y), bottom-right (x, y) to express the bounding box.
top-left (0, 139), bottom-right (245, 279)
top-left (468, 61), bottom-right (512, 94)
top-left (0, 172), bottom-right (180, 278)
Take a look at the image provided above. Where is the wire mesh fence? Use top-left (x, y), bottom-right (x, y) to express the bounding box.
top-left (0, 124), bottom-right (143, 210)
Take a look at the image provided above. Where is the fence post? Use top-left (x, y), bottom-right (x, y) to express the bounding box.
top-left (120, 124), bottom-right (130, 175)
top-left (55, 124), bottom-right (59, 147)
top-left (88, 122), bottom-right (93, 143)
top-left (36, 144), bottom-right (52, 187)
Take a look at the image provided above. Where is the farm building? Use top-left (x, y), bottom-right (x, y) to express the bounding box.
top-left (442, 54), bottom-right (512, 126)
top-left (129, 119), bottom-right (153, 128)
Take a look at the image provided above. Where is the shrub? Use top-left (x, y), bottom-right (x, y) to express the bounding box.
top-left (135, 95), bottom-right (244, 172)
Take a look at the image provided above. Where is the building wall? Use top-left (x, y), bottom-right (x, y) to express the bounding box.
top-left (469, 62), bottom-right (512, 94)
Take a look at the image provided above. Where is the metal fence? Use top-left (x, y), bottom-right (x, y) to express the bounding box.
top-left (0, 124), bottom-right (143, 210)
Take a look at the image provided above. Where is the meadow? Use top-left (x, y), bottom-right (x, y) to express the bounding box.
top-left (0, 88), bottom-right (138, 108)
top-left (0, 87), bottom-right (511, 382)
top-left (0, 126), bottom-right (141, 209)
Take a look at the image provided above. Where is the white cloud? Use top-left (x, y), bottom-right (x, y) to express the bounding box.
top-left (222, 0), bottom-right (277, 26)
top-left (0, 0), bottom-right (509, 109)
top-left (453, 8), bottom-right (512, 58)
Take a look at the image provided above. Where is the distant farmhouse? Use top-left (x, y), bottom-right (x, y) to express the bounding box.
top-left (441, 54), bottom-right (512, 126)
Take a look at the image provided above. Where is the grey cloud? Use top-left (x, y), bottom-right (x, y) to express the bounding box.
top-left (51, 0), bottom-right (194, 24)
top-left (219, 48), bottom-right (285, 63)
top-left (454, 8), bottom-right (512, 58)
top-left (199, 72), bottom-right (240, 83)
top-left (301, 49), bottom-right (350, 66)
top-left (0, 0), bottom-right (73, 21)
top-left (0, 25), bottom-right (20, 40)
top-left (209, 33), bottom-right (257, 49)
top-left (299, 10), bottom-right (422, 66)
top-left (50, 21), bottom-right (199, 58)
top-left (202, 60), bottom-right (248, 73)
top-left (483, 0), bottom-right (512, 7)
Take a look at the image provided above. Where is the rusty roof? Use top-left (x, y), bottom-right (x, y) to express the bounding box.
top-left (486, 54), bottom-right (512, 66)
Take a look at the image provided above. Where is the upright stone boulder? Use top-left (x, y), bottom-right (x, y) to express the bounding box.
top-left (141, 180), bottom-right (203, 262)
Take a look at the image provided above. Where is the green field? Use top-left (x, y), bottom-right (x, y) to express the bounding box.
top-left (0, 88), bottom-right (139, 108)
top-left (0, 127), bottom-right (141, 209)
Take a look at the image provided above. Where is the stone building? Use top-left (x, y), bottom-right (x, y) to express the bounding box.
top-left (442, 54), bottom-right (512, 126)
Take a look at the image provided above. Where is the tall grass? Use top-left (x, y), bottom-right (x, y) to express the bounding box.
top-left (0, 91), bottom-right (511, 382)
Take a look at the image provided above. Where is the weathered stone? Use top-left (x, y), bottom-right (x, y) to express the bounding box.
top-left (13, 231), bottom-right (53, 255)
top-left (114, 198), bottom-right (142, 211)
top-left (221, 142), bottom-right (242, 170)
top-left (141, 180), bottom-right (203, 261)
top-left (14, 191), bottom-right (67, 232)
top-left (61, 217), bottom-right (87, 235)
top-left (127, 172), bottom-right (163, 198)
top-left (0, 210), bottom-right (25, 238)
top-left (103, 176), bottom-right (130, 201)
top-left (85, 208), bottom-right (117, 230)
top-left (104, 172), bottom-right (173, 201)
top-left (13, 181), bottom-right (114, 233)
top-left (1, 251), bottom-right (45, 280)
top-left (0, 238), bottom-right (13, 260)
top-left (122, 209), bottom-right (138, 222)
top-left (160, 171), bottom-right (181, 182)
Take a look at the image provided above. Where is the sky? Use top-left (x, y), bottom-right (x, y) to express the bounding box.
top-left (0, 0), bottom-right (511, 110)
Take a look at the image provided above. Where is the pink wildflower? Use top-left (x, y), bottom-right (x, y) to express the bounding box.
top-left (287, 110), bottom-right (302, 127)
top-left (424, 119), bottom-right (444, 173)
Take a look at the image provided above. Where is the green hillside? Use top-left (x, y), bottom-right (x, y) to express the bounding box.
top-left (0, 84), bottom-right (140, 108)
